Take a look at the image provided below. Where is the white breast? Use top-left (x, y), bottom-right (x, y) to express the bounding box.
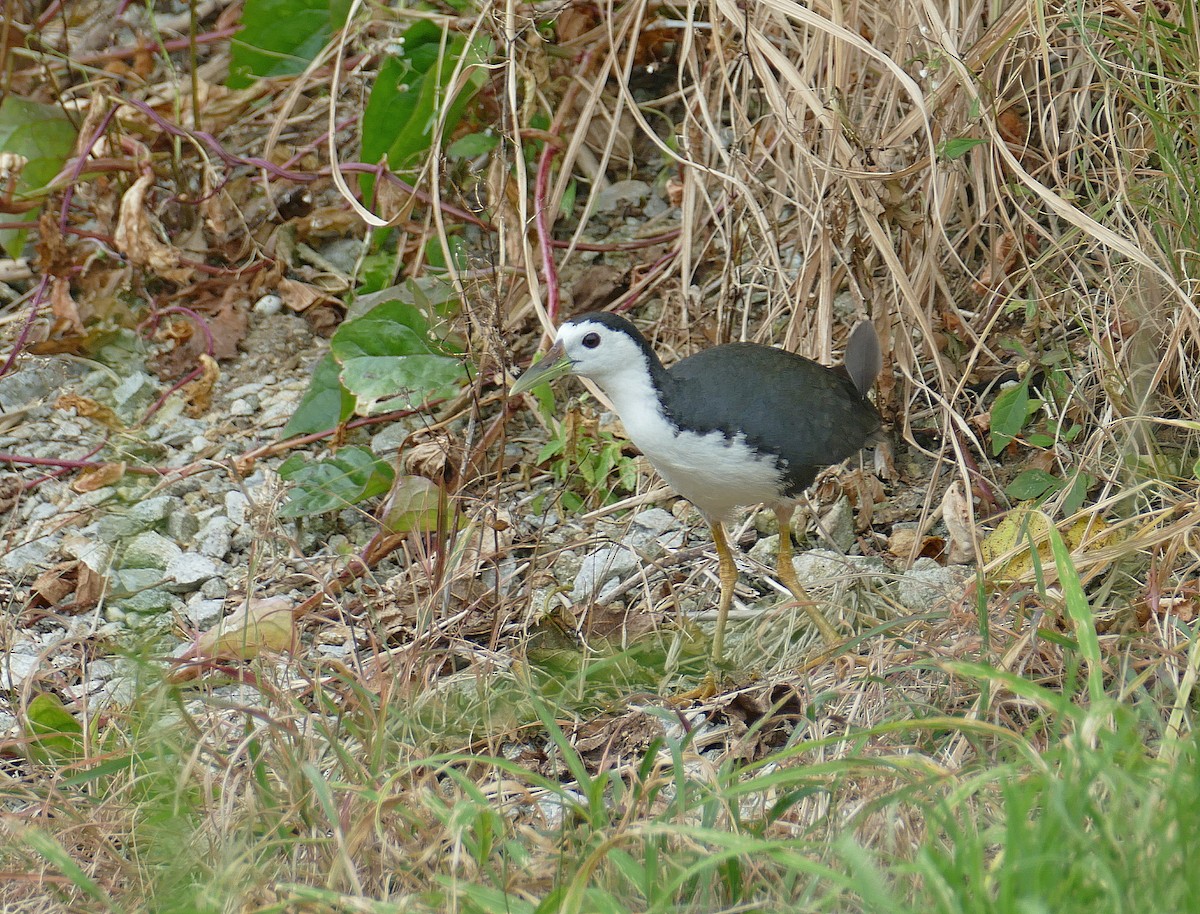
top-left (597, 367), bottom-right (786, 521)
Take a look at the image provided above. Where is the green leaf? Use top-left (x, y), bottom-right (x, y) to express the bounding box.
top-left (1005, 468), bottom-right (1062, 501)
top-left (537, 438), bottom-right (564, 463)
top-left (0, 96), bottom-right (77, 258)
top-left (424, 233), bottom-right (468, 271)
top-left (446, 131), bottom-right (499, 159)
top-left (280, 353), bottom-right (355, 439)
top-left (990, 377), bottom-right (1031, 455)
top-left (357, 234), bottom-right (400, 295)
top-left (227, 0), bottom-right (351, 89)
top-left (278, 446), bottom-right (395, 517)
top-left (359, 21), bottom-right (489, 198)
top-left (1045, 521), bottom-right (1104, 703)
top-left (1061, 471), bottom-right (1093, 516)
top-left (939, 136), bottom-right (989, 159)
top-left (23, 693), bottom-right (84, 765)
top-left (381, 475), bottom-right (451, 533)
top-left (331, 300), bottom-right (468, 414)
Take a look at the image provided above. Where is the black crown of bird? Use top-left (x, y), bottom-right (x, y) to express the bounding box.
top-left (512, 311), bottom-right (882, 667)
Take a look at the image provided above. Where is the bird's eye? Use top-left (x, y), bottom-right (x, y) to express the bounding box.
top-left (582, 332), bottom-right (601, 349)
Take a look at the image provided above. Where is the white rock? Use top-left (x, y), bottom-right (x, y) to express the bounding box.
top-left (165, 553), bottom-right (220, 592)
top-left (254, 293), bottom-right (283, 316)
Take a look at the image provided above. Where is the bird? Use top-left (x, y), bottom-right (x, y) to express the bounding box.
top-left (511, 311), bottom-right (883, 667)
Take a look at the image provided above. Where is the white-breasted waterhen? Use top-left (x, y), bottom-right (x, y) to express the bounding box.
top-left (511, 312), bottom-right (882, 666)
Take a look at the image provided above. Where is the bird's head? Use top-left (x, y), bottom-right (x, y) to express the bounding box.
top-left (510, 313), bottom-right (657, 395)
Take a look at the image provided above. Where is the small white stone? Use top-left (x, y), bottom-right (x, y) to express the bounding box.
top-left (253, 294), bottom-right (283, 316)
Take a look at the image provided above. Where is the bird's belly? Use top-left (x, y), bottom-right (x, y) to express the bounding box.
top-left (636, 427), bottom-right (786, 521)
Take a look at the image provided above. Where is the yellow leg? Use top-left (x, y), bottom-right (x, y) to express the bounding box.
top-left (709, 521), bottom-right (739, 667)
top-left (775, 505), bottom-right (842, 646)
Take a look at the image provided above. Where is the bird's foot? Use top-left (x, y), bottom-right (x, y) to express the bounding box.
top-left (672, 659), bottom-right (734, 703)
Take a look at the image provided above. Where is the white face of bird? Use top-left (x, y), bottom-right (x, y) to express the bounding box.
top-left (510, 318), bottom-right (649, 395)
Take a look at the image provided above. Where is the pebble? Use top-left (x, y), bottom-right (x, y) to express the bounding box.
top-left (592, 179), bottom-right (651, 213)
top-left (0, 535), bottom-right (61, 576)
top-left (197, 516), bottom-right (233, 559)
top-left (165, 553), bottom-right (221, 592)
top-left (895, 558), bottom-right (973, 612)
top-left (121, 531), bottom-right (183, 570)
top-left (253, 293), bottom-right (283, 316)
top-left (779, 548), bottom-right (889, 594)
top-left (185, 597), bottom-right (226, 628)
top-left (572, 544), bottom-right (640, 601)
top-left (224, 491), bottom-right (249, 527)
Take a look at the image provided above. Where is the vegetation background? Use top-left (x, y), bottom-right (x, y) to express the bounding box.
top-left (1, 0), bottom-right (1198, 911)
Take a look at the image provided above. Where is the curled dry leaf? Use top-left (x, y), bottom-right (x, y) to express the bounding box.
top-left (191, 597), bottom-right (297, 663)
top-left (972, 230), bottom-right (1039, 295)
top-left (277, 276), bottom-right (329, 312)
top-left (941, 480), bottom-right (976, 564)
top-left (402, 430), bottom-right (458, 485)
top-left (55, 393), bottom-right (123, 431)
top-left (887, 527), bottom-right (945, 562)
top-left (49, 276), bottom-right (84, 338)
top-left (997, 107), bottom-right (1029, 150)
top-left (113, 174), bottom-right (193, 283)
top-left (72, 461), bottom-right (127, 493)
top-left (29, 560), bottom-right (104, 612)
top-left (181, 353), bottom-right (220, 417)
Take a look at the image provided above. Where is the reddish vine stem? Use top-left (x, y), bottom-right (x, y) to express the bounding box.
top-left (0, 275), bottom-right (49, 377)
top-left (532, 50), bottom-right (595, 323)
top-left (76, 27), bottom-right (239, 66)
top-left (0, 451), bottom-right (162, 476)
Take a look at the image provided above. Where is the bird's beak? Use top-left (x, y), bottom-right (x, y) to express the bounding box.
top-left (510, 339), bottom-right (574, 395)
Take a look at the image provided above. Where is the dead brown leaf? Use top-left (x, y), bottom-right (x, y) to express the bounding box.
top-left (973, 230), bottom-right (1038, 295)
top-left (49, 276), bottom-right (86, 337)
top-left (887, 527), bottom-right (946, 562)
top-left (113, 174), bottom-right (194, 283)
top-left (72, 461), bottom-right (127, 492)
top-left (29, 559), bottom-right (105, 612)
top-left (941, 480), bottom-right (976, 564)
top-left (181, 353), bottom-right (220, 417)
top-left (56, 393), bottom-right (124, 431)
top-left (31, 562), bottom-right (75, 606)
top-left (277, 276), bottom-right (330, 312)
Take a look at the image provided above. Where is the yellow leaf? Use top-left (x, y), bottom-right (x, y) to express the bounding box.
top-left (195, 597), bottom-right (295, 661)
top-left (981, 503), bottom-right (1115, 584)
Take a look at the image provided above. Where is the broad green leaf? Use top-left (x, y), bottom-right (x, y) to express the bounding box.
top-left (0, 96), bottom-right (77, 257)
top-left (279, 446), bottom-right (395, 517)
top-left (23, 693), bottom-right (84, 764)
top-left (381, 475), bottom-right (450, 533)
top-left (939, 136), bottom-right (989, 159)
top-left (1061, 471), bottom-right (1093, 516)
top-left (359, 21), bottom-right (489, 199)
top-left (227, 0), bottom-right (351, 89)
top-left (280, 353), bottom-right (355, 439)
top-left (989, 376), bottom-right (1031, 455)
top-left (1005, 468), bottom-right (1061, 500)
top-left (330, 300), bottom-right (468, 414)
top-left (446, 132), bottom-right (499, 159)
top-left (347, 274), bottom-right (463, 322)
top-left (424, 233), bottom-right (468, 270)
